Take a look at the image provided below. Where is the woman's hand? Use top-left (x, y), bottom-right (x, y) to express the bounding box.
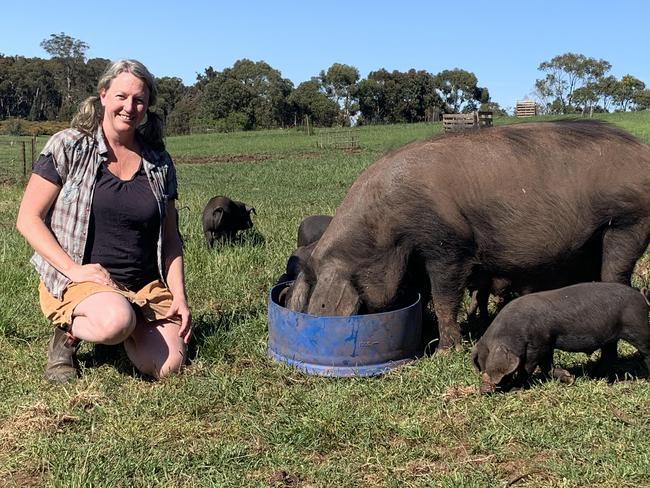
top-left (166, 296), bottom-right (192, 343)
top-left (66, 263), bottom-right (115, 287)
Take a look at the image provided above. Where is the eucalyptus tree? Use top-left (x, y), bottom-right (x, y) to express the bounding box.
top-left (40, 32), bottom-right (90, 119)
top-left (319, 63), bottom-right (360, 126)
top-left (614, 74), bottom-right (645, 111)
top-left (398, 69), bottom-right (442, 121)
top-left (433, 68), bottom-right (480, 113)
top-left (572, 84), bottom-right (599, 116)
top-left (535, 52), bottom-right (611, 113)
top-left (197, 59), bottom-right (293, 130)
top-left (358, 68), bottom-right (442, 124)
top-left (357, 69), bottom-right (398, 124)
top-left (593, 75), bottom-right (618, 112)
top-left (155, 76), bottom-right (187, 128)
top-left (287, 78), bottom-right (339, 127)
top-left (0, 55), bottom-right (60, 120)
top-left (632, 89), bottom-right (650, 110)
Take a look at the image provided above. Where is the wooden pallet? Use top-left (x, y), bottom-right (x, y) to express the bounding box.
top-left (515, 100), bottom-right (537, 117)
top-left (442, 111), bottom-right (493, 132)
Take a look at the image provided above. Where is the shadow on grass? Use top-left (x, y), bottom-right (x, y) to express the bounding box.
top-left (568, 353), bottom-right (649, 382)
top-left (493, 353), bottom-right (650, 394)
top-left (420, 303), bottom-right (495, 357)
top-left (77, 343), bottom-right (147, 380)
top-left (186, 308), bottom-right (263, 362)
top-left (75, 307), bottom-right (262, 379)
top-left (204, 228), bottom-right (266, 248)
top-left (240, 228), bottom-right (266, 246)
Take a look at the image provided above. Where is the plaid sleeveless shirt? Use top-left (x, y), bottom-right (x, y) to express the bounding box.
top-left (30, 127), bottom-right (178, 299)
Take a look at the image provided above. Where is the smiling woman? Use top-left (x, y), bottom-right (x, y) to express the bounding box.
top-left (100, 72), bottom-right (151, 180)
top-left (15, 59), bottom-right (192, 383)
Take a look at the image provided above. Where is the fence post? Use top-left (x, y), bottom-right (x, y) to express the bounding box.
top-left (31, 137), bottom-right (35, 165)
top-left (22, 141), bottom-right (27, 178)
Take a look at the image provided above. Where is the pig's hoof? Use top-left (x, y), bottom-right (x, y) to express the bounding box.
top-left (437, 339), bottom-right (463, 353)
top-left (552, 367), bottom-right (575, 385)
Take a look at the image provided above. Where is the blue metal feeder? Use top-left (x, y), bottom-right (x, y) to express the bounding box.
top-left (267, 282), bottom-right (422, 377)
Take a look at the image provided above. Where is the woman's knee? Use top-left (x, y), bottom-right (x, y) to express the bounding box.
top-left (125, 322), bottom-right (186, 379)
top-left (156, 344), bottom-right (187, 378)
top-left (75, 296), bottom-right (137, 344)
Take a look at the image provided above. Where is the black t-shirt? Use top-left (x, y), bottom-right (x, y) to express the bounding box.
top-left (33, 154), bottom-right (160, 290)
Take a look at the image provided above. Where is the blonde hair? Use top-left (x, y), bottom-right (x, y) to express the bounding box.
top-left (71, 59), bottom-right (165, 150)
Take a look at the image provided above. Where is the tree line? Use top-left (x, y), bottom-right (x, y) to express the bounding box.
top-left (534, 52), bottom-right (650, 115)
top-left (1, 34), bottom-right (648, 135)
top-left (0, 33), bottom-right (496, 134)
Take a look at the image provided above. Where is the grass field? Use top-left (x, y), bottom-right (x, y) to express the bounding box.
top-left (1, 114), bottom-right (649, 487)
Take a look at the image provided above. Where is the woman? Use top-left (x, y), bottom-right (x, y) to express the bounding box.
top-left (16, 59), bottom-right (191, 382)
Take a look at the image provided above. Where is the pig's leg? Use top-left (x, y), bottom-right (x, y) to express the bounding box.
top-left (601, 221), bottom-right (650, 284)
top-left (620, 315), bottom-right (650, 374)
top-left (428, 258), bottom-right (474, 350)
top-left (593, 342), bottom-right (618, 377)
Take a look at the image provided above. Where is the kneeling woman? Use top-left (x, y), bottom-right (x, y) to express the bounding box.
top-left (16, 59), bottom-right (191, 382)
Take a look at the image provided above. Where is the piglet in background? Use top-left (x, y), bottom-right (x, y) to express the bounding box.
top-left (202, 196), bottom-right (256, 248)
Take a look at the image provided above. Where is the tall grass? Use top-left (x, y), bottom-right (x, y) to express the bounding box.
top-left (1, 116), bottom-right (649, 487)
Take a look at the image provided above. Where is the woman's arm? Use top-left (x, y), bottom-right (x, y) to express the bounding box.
top-left (16, 173), bottom-right (113, 285)
top-left (162, 199), bottom-right (192, 342)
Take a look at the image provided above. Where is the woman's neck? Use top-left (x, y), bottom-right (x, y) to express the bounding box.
top-left (102, 124), bottom-right (139, 153)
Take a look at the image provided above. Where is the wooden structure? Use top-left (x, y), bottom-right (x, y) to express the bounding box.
top-left (317, 129), bottom-right (359, 149)
top-left (442, 111), bottom-right (493, 132)
top-left (515, 100), bottom-right (537, 117)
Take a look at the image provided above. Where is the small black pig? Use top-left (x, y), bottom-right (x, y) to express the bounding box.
top-left (472, 282), bottom-right (650, 393)
top-left (202, 196), bottom-right (256, 248)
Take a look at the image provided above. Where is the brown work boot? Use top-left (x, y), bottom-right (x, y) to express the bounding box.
top-left (44, 327), bottom-right (80, 383)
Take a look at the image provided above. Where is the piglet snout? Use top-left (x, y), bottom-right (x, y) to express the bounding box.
top-left (479, 373), bottom-right (497, 394)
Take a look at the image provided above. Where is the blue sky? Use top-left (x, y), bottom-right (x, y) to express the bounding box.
top-left (2, 1), bottom-right (649, 112)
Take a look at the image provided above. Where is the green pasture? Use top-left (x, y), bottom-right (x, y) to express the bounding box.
top-left (1, 114), bottom-right (649, 487)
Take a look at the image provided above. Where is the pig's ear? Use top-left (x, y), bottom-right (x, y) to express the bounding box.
top-left (485, 344), bottom-right (520, 385)
top-left (246, 205), bottom-right (256, 215)
top-left (306, 265), bottom-right (360, 316)
top-left (212, 207), bottom-right (224, 227)
top-left (471, 344), bottom-right (483, 372)
top-left (286, 273), bottom-right (312, 312)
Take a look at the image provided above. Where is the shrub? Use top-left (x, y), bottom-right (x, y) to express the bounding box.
top-left (6, 119), bottom-right (24, 136)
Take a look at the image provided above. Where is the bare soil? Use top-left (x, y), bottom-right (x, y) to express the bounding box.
top-left (173, 154), bottom-right (272, 165)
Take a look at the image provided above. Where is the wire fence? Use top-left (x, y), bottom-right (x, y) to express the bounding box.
top-left (0, 137), bottom-right (39, 184)
top-left (317, 129), bottom-right (360, 149)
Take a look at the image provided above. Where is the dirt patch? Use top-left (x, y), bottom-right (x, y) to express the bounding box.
top-left (267, 470), bottom-right (304, 487)
top-left (401, 444), bottom-right (496, 478)
top-left (442, 384), bottom-right (479, 402)
top-left (0, 402), bottom-right (79, 448)
top-left (0, 469), bottom-right (46, 488)
top-left (173, 154), bottom-right (271, 165)
top-left (173, 147), bottom-right (364, 165)
top-left (69, 390), bottom-right (107, 411)
top-left (497, 450), bottom-right (557, 486)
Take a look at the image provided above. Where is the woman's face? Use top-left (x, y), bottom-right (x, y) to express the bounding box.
top-left (100, 71), bottom-right (149, 140)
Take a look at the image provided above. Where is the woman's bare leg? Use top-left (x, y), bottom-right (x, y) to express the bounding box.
top-left (124, 319), bottom-right (187, 379)
top-left (71, 292), bottom-right (137, 344)
top-left (70, 292), bottom-right (186, 379)
top-left (45, 291), bottom-right (136, 383)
